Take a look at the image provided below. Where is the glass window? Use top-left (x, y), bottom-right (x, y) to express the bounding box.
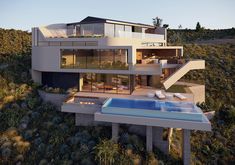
top-left (104, 74), bottom-right (118, 94)
top-left (80, 23), bottom-right (104, 36)
top-left (114, 49), bottom-right (128, 69)
top-left (61, 49), bottom-right (128, 70)
top-left (132, 26), bottom-right (142, 33)
top-left (100, 50), bottom-right (115, 70)
top-left (117, 75), bottom-right (130, 94)
top-left (86, 50), bottom-right (100, 69)
top-left (81, 24), bottom-right (94, 36)
top-left (115, 24), bottom-right (124, 37)
top-left (80, 73), bottom-right (91, 92)
top-left (80, 73), bottom-right (131, 94)
top-left (93, 23), bottom-right (104, 36)
top-left (92, 74), bottom-right (105, 93)
top-left (124, 26), bottom-right (132, 38)
top-left (61, 49), bottom-right (74, 68)
top-left (124, 25), bottom-right (132, 32)
top-left (74, 50), bottom-right (87, 69)
top-left (105, 23), bottom-right (114, 37)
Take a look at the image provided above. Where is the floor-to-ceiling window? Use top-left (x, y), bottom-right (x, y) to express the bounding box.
top-left (61, 49), bottom-right (128, 70)
top-left (80, 73), bottom-right (132, 94)
top-left (117, 74), bottom-right (130, 94)
top-left (114, 49), bottom-right (128, 69)
top-left (86, 50), bottom-right (100, 69)
top-left (74, 50), bottom-right (87, 68)
top-left (61, 49), bottom-right (74, 68)
top-left (100, 49), bottom-right (115, 69)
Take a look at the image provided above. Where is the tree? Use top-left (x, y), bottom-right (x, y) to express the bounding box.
top-left (152, 17), bottom-right (162, 27)
top-left (163, 24), bottom-right (169, 28)
top-left (196, 22), bottom-right (202, 32)
top-left (178, 24), bottom-right (182, 29)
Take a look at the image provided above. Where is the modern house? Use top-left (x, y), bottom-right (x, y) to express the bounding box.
top-left (32, 16), bottom-right (211, 165)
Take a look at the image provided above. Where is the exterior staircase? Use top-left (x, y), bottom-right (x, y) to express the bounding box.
top-left (163, 60), bottom-right (205, 89)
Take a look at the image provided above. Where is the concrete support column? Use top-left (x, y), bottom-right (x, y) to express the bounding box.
top-left (153, 126), bottom-right (163, 140)
top-left (153, 126), bottom-right (169, 154)
top-left (112, 123), bottom-right (119, 142)
top-left (182, 129), bottom-right (191, 165)
top-left (168, 128), bottom-right (173, 151)
top-left (146, 126), bottom-right (153, 152)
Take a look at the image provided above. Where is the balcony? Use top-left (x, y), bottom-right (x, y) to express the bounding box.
top-left (116, 31), bottom-right (165, 40)
top-left (131, 64), bottom-right (162, 75)
top-left (39, 27), bottom-right (164, 40)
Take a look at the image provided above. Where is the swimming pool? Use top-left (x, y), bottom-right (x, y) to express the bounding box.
top-left (102, 98), bottom-right (203, 121)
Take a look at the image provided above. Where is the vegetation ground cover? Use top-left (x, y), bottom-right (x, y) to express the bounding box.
top-left (0, 28), bottom-right (234, 164)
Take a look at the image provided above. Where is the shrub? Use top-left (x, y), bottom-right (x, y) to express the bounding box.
top-left (94, 139), bottom-right (119, 165)
top-left (217, 105), bottom-right (235, 126)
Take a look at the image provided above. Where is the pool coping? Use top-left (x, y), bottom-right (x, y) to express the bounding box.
top-left (102, 98), bottom-right (205, 122)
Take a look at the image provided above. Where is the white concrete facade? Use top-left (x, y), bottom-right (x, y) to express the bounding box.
top-left (33, 17), bottom-right (210, 165)
top-left (31, 16), bottom-right (188, 88)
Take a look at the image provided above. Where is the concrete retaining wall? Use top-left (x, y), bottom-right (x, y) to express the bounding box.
top-left (38, 89), bottom-right (68, 108)
top-left (75, 113), bottom-right (110, 126)
top-left (128, 125), bottom-right (169, 154)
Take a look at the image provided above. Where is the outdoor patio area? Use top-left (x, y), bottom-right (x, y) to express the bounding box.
top-left (74, 87), bottom-right (194, 103)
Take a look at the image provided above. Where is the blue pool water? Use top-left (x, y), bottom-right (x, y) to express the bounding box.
top-left (106, 98), bottom-right (197, 113)
top-left (102, 98), bottom-right (203, 121)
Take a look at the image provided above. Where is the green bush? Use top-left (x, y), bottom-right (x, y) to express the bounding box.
top-left (217, 105), bottom-right (235, 126)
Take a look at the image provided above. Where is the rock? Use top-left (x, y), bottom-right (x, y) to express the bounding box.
top-left (38, 143), bottom-right (46, 153)
top-left (43, 121), bottom-right (54, 130)
top-left (71, 151), bottom-right (80, 161)
top-left (158, 160), bottom-right (164, 165)
top-left (21, 102), bottom-right (28, 109)
top-left (62, 160), bottom-right (73, 165)
top-left (26, 110), bottom-right (33, 116)
top-left (87, 140), bottom-right (96, 150)
top-left (1, 141), bottom-right (12, 149)
top-left (81, 158), bottom-right (95, 165)
top-left (31, 111), bottom-right (40, 119)
top-left (204, 111), bottom-right (215, 120)
top-left (34, 137), bottom-right (42, 146)
top-left (45, 144), bottom-right (53, 157)
top-left (15, 154), bottom-right (24, 162)
top-left (23, 130), bottom-right (33, 140)
top-left (18, 123), bottom-right (28, 130)
top-left (59, 144), bottom-right (70, 154)
top-left (11, 103), bottom-right (20, 109)
top-left (59, 123), bottom-right (69, 133)
top-left (40, 130), bottom-right (49, 140)
top-left (0, 135), bottom-right (9, 144)
top-left (52, 116), bottom-right (62, 124)
top-left (68, 136), bottom-right (79, 146)
top-left (20, 115), bottom-right (30, 124)
top-left (1, 147), bottom-right (11, 158)
top-left (6, 127), bottom-right (18, 137)
top-left (204, 139), bottom-right (212, 145)
top-left (39, 159), bottom-right (48, 165)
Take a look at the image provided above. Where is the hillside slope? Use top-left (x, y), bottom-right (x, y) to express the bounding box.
top-left (0, 28), bottom-right (234, 164)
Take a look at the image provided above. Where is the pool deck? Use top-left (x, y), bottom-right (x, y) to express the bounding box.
top-left (62, 86), bottom-right (211, 165)
top-left (74, 87), bottom-right (194, 103)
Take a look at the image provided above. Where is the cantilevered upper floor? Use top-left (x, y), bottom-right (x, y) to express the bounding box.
top-left (32, 16), bottom-right (167, 47)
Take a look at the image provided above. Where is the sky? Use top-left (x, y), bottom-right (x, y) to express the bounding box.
top-left (0, 0), bottom-right (235, 31)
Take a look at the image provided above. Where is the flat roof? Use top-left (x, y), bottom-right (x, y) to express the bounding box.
top-left (67, 16), bottom-right (155, 28)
